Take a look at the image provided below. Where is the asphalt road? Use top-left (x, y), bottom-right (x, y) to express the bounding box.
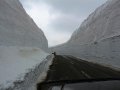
top-left (45, 55), bottom-right (120, 82)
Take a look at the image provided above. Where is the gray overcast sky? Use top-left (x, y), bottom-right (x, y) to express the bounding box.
top-left (19, 0), bottom-right (107, 46)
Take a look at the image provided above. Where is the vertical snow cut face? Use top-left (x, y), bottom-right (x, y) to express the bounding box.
top-left (0, 0), bottom-right (48, 51)
top-left (52, 0), bottom-right (120, 70)
top-left (0, 0), bottom-right (50, 89)
top-left (70, 0), bottom-right (120, 44)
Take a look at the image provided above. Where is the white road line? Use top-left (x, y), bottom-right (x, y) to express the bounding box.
top-left (62, 56), bottom-right (70, 60)
top-left (81, 71), bottom-right (92, 79)
top-left (62, 56), bottom-right (74, 64)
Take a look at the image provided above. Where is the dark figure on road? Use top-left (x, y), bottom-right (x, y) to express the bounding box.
top-left (52, 52), bottom-right (56, 56)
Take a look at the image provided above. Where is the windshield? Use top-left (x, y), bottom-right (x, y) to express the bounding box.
top-left (37, 79), bottom-right (120, 90)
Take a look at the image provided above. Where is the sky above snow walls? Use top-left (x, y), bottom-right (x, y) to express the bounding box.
top-left (20, 0), bottom-right (107, 47)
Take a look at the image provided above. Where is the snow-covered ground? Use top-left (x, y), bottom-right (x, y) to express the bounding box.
top-left (51, 0), bottom-right (120, 70)
top-left (0, 46), bottom-right (50, 89)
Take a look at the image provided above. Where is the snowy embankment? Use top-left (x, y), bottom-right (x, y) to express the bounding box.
top-left (51, 0), bottom-right (120, 70)
top-left (52, 35), bottom-right (120, 70)
top-left (0, 0), bottom-right (48, 51)
top-left (0, 46), bottom-right (53, 90)
top-left (0, 0), bottom-right (52, 89)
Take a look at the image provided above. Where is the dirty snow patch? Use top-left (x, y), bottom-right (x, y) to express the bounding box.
top-left (0, 46), bottom-right (49, 88)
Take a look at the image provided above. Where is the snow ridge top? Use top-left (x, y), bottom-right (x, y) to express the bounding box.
top-left (70, 0), bottom-right (120, 45)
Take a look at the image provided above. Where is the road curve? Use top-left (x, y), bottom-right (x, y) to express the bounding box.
top-left (44, 55), bottom-right (120, 82)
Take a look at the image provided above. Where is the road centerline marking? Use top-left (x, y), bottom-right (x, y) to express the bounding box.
top-left (81, 70), bottom-right (92, 79)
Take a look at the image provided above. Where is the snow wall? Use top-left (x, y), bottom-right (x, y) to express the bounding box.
top-left (0, 0), bottom-right (48, 51)
top-left (0, 0), bottom-right (51, 89)
top-left (51, 0), bottom-right (120, 70)
top-left (52, 36), bottom-right (120, 70)
top-left (2, 55), bottom-right (54, 90)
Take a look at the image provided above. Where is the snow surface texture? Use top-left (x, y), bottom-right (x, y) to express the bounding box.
top-left (0, 0), bottom-right (51, 89)
top-left (51, 0), bottom-right (120, 70)
top-left (0, 0), bottom-right (48, 51)
top-left (69, 0), bottom-right (120, 45)
top-left (11, 55), bottom-right (53, 90)
top-left (0, 46), bottom-right (52, 90)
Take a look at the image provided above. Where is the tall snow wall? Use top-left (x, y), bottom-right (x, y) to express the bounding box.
top-left (0, 0), bottom-right (48, 51)
top-left (52, 0), bottom-right (120, 69)
top-left (0, 0), bottom-right (50, 90)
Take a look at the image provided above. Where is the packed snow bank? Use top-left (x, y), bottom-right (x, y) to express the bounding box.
top-left (69, 0), bottom-right (120, 45)
top-left (0, 46), bottom-right (50, 89)
top-left (0, 0), bottom-right (51, 89)
top-left (52, 36), bottom-right (120, 70)
top-left (51, 0), bottom-right (120, 70)
top-left (12, 54), bottom-right (54, 90)
top-left (0, 0), bottom-right (48, 51)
